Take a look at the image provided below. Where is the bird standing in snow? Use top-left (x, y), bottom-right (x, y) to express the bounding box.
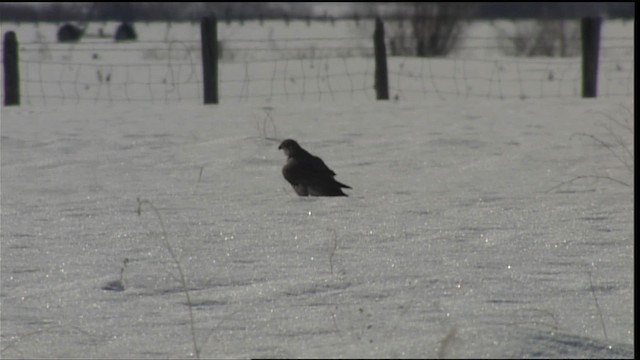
top-left (278, 139), bottom-right (351, 196)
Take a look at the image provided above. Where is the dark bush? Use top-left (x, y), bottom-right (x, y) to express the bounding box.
top-left (57, 23), bottom-right (83, 42)
top-left (387, 3), bottom-right (476, 57)
top-left (114, 22), bottom-right (137, 42)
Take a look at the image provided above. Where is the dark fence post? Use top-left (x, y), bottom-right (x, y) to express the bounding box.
top-left (3, 31), bottom-right (20, 106)
top-left (374, 17), bottom-right (389, 100)
top-left (201, 16), bottom-right (218, 104)
top-left (581, 17), bottom-right (602, 98)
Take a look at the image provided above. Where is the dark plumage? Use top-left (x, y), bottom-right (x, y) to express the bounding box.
top-left (278, 139), bottom-right (351, 197)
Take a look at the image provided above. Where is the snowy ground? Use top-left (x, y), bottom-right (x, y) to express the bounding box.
top-left (1, 97), bottom-right (634, 358)
top-left (0, 20), bottom-right (635, 359)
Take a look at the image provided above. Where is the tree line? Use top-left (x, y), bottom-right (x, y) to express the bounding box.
top-left (0, 2), bottom-right (633, 23)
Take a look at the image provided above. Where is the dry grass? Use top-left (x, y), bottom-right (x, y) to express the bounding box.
top-left (136, 198), bottom-right (201, 359)
top-left (547, 105), bottom-right (633, 193)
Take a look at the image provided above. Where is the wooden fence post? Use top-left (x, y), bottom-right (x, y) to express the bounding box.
top-left (3, 31), bottom-right (20, 106)
top-left (581, 17), bottom-right (602, 98)
top-left (374, 17), bottom-right (389, 100)
top-left (201, 16), bottom-right (218, 104)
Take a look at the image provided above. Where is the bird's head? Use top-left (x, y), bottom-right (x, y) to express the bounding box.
top-left (278, 139), bottom-right (301, 157)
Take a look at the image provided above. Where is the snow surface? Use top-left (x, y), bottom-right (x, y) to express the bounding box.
top-left (0, 20), bottom-right (635, 359)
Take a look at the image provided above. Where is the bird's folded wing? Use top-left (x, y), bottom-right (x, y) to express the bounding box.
top-left (308, 155), bottom-right (337, 176)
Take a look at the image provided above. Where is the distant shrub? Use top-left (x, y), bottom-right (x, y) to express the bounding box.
top-left (387, 3), bottom-right (475, 57)
top-left (114, 22), bottom-right (137, 42)
top-left (497, 19), bottom-right (580, 57)
top-left (57, 23), bottom-right (83, 42)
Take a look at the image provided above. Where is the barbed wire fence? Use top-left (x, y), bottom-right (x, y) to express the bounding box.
top-left (218, 36), bottom-right (375, 102)
top-left (16, 40), bottom-right (203, 105)
top-left (389, 42), bottom-right (634, 100)
top-left (1, 18), bottom-right (634, 105)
